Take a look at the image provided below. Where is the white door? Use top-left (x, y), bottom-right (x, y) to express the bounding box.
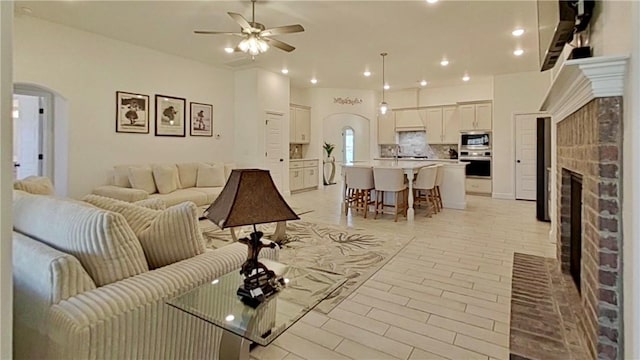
top-left (13, 94), bottom-right (42, 179)
top-left (515, 114), bottom-right (537, 200)
top-left (265, 112), bottom-right (284, 191)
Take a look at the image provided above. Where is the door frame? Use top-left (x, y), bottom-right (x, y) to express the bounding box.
top-left (512, 112), bottom-right (548, 200)
top-left (341, 126), bottom-right (355, 164)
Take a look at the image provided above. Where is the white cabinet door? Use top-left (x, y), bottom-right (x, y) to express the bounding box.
top-left (377, 111), bottom-right (396, 144)
top-left (290, 169), bottom-right (304, 191)
top-left (425, 107), bottom-right (443, 144)
top-left (459, 105), bottom-right (476, 130)
top-left (442, 106), bottom-right (460, 144)
top-left (295, 107), bottom-right (311, 143)
top-left (475, 103), bottom-right (492, 130)
top-left (289, 107), bottom-right (296, 143)
top-left (395, 109), bottom-right (425, 130)
top-left (303, 167), bottom-right (318, 188)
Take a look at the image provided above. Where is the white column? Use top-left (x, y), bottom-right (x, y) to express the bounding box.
top-left (623, 1), bottom-right (640, 358)
top-left (0, 1), bottom-right (14, 358)
top-left (404, 169), bottom-right (415, 221)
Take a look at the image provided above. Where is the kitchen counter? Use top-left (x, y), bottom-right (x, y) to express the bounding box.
top-left (375, 157), bottom-right (462, 163)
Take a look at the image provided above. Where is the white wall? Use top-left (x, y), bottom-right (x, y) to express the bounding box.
top-left (589, 1), bottom-right (632, 57)
top-left (0, 2), bottom-right (12, 357)
top-left (492, 71), bottom-right (551, 199)
top-left (13, 16), bottom-right (236, 198)
top-left (323, 114), bottom-right (370, 163)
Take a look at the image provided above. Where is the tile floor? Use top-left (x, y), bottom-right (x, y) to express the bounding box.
top-left (251, 185), bottom-right (556, 360)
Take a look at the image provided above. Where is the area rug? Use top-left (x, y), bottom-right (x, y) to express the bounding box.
top-left (200, 220), bottom-right (413, 314)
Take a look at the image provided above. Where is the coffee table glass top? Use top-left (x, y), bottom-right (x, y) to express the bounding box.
top-left (167, 260), bottom-right (346, 346)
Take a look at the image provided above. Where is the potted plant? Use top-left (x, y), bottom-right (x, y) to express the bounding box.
top-left (323, 142), bottom-right (335, 159)
top-left (323, 142), bottom-right (336, 185)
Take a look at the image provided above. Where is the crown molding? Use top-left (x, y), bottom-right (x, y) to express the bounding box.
top-left (540, 55), bottom-right (629, 123)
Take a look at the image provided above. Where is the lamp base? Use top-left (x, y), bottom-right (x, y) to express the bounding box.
top-left (237, 269), bottom-right (285, 308)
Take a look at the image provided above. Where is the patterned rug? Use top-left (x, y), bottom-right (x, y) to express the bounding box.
top-left (200, 220), bottom-right (414, 314)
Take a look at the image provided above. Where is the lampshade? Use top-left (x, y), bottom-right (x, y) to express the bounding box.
top-left (205, 169), bottom-right (299, 229)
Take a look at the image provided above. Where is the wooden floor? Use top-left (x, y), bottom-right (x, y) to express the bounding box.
top-left (251, 185), bottom-right (555, 360)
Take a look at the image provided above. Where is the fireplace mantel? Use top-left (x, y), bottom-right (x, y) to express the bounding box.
top-left (540, 55), bottom-right (629, 123)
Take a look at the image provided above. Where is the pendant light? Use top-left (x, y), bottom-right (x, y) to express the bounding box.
top-left (379, 52), bottom-right (389, 115)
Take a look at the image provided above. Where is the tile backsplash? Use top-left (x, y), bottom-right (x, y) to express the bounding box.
top-left (379, 131), bottom-right (457, 159)
top-left (289, 144), bottom-right (303, 159)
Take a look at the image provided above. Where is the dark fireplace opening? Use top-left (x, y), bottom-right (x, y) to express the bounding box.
top-left (570, 172), bottom-right (583, 293)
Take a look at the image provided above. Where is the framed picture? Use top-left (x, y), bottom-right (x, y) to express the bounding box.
top-left (116, 91), bottom-right (149, 133)
top-left (155, 94), bottom-right (186, 137)
top-left (190, 102), bottom-right (213, 137)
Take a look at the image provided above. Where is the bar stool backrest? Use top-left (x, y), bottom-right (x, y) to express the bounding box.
top-left (434, 164), bottom-right (445, 187)
top-left (414, 166), bottom-right (437, 190)
top-left (373, 167), bottom-right (405, 192)
top-left (346, 166), bottom-right (374, 190)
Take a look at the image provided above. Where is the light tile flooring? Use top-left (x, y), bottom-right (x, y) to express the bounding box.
top-left (251, 185), bottom-right (556, 360)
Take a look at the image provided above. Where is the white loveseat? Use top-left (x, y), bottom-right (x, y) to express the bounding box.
top-left (12, 190), bottom-right (277, 359)
top-left (92, 162), bottom-right (235, 207)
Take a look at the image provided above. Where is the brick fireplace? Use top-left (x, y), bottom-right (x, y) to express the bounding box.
top-left (556, 97), bottom-right (623, 359)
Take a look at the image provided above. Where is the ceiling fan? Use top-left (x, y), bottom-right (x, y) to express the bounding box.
top-left (194, 0), bottom-right (304, 57)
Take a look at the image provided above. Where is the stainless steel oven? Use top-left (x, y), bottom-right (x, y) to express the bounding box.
top-left (460, 131), bottom-right (491, 150)
top-left (459, 150), bottom-right (491, 178)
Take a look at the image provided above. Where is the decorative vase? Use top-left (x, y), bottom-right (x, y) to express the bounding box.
top-left (323, 156), bottom-right (336, 185)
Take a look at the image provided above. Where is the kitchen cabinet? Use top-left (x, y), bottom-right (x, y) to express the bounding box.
top-left (423, 106), bottom-right (459, 144)
top-left (377, 111), bottom-right (396, 144)
top-left (290, 159), bottom-right (319, 192)
top-left (394, 109), bottom-right (425, 131)
top-left (459, 102), bottom-right (492, 130)
top-left (289, 105), bottom-right (311, 144)
top-left (466, 178), bottom-right (492, 194)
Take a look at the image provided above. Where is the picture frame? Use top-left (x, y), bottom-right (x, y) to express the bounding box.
top-left (116, 91), bottom-right (149, 133)
top-left (190, 102), bottom-right (214, 137)
top-left (155, 94), bottom-right (186, 137)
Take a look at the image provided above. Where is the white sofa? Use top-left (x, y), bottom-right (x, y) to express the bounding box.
top-left (12, 190), bottom-right (277, 359)
top-left (92, 162), bottom-right (235, 207)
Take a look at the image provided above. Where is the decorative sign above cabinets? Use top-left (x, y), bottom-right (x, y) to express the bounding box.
top-left (333, 97), bottom-right (363, 105)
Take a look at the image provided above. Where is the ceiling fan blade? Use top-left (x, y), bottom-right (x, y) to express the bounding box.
top-left (227, 12), bottom-right (252, 30)
top-left (260, 24), bottom-right (305, 37)
top-left (264, 38), bottom-right (295, 52)
top-left (194, 31), bottom-right (244, 36)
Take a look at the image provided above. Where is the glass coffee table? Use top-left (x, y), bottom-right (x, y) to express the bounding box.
top-left (167, 260), bottom-right (346, 360)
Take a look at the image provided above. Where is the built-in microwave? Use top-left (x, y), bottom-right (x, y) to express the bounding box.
top-left (460, 131), bottom-right (491, 150)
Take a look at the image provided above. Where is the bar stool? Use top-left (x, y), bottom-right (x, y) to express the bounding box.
top-left (373, 167), bottom-right (408, 222)
top-left (434, 165), bottom-right (444, 212)
top-left (413, 165), bottom-right (439, 217)
top-left (344, 166), bottom-right (375, 218)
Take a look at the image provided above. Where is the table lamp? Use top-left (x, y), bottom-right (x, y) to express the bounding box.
top-left (204, 169), bottom-right (300, 307)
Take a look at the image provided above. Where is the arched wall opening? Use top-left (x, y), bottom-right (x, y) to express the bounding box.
top-left (322, 113), bottom-right (370, 164)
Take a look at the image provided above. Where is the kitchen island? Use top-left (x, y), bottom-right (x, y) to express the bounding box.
top-left (342, 159), bottom-right (468, 221)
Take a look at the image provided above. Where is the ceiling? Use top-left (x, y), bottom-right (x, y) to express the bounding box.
top-left (16, 1), bottom-right (542, 91)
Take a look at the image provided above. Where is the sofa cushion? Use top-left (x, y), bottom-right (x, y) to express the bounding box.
top-left (129, 167), bottom-right (157, 194)
top-left (83, 195), bottom-right (205, 269)
top-left (13, 176), bottom-right (55, 195)
top-left (191, 187), bottom-right (224, 203)
top-left (176, 162), bottom-right (201, 189)
top-left (150, 189), bottom-right (209, 206)
top-left (113, 164), bottom-right (142, 188)
top-left (133, 198), bottom-right (166, 210)
top-left (197, 164), bottom-right (226, 188)
top-left (152, 164), bottom-right (181, 194)
top-left (12, 191), bottom-right (149, 286)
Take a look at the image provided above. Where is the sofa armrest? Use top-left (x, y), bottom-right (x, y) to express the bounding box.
top-left (47, 243), bottom-right (278, 359)
top-left (92, 185), bottom-right (148, 202)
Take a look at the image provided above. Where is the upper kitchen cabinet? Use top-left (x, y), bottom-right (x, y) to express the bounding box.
top-left (442, 106), bottom-right (460, 143)
top-left (459, 101), bottom-right (492, 130)
top-left (394, 109), bottom-right (426, 131)
top-left (290, 104), bottom-right (311, 144)
top-left (425, 107), bottom-right (443, 144)
top-left (378, 111), bottom-right (396, 144)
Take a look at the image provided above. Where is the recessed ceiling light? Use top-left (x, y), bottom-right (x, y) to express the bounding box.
top-left (310, 78), bottom-right (318, 84)
top-left (384, 84), bottom-right (390, 90)
top-left (513, 49), bottom-right (524, 56)
top-left (281, 68), bottom-right (289, 74)
top-left (512, 28), bottom-right (525, 37)
top-left (420, 80), bottom-right (428, 86)
top-left (440, 59), bottom-right (449, 66)
top-left (462, 75), bottom-right (470, 82)
top-left (363, 71), bottom-right (371, 77)
top-left (224, 47), bottom-right (234, 54)
top-left (426, 0), bottom-right (439, 3)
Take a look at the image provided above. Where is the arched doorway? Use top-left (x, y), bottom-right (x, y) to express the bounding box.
top-left (323, 113), bottom-right (370, 164)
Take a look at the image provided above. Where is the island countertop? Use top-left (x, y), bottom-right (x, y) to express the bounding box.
top-left (372, 158), bottom-right (469, 168)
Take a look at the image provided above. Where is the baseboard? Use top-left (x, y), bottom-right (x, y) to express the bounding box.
top-left (443, 201), bottom-right (466, 210)
top-left (492, 192), bottom-right (515, 200)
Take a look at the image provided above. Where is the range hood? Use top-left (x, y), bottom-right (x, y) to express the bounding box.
top-left (394, 109), bottom-right (425, 131)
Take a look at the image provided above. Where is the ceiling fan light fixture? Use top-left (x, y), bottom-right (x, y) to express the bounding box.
top-left (238, 35), bottom-right (269, 56)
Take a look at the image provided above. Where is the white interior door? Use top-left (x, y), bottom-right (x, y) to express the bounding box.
top-left (515, 114), bottom-right (537, 200)
top-left (13, 94), bottom-right (42, 179)
top-left (265, 112), bottom-right (284, 191)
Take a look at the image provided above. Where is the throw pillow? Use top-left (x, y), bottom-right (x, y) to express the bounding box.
top-left (13, 191), bottom-right (149, 286)
top-left (176, 162), bottom-right (201, 188)
top-left (13, 176), bottom-right (55, 195)
top-left (133, 198), bottom-right (167, 210)
top-left (152, 164), bottom-right (181, 194)
top-left (128, 167), bottom-right (157, 194)
top-left (196, 164), bottom-right (226, 187)
top-left (83, 195), bottom-right (205, 269)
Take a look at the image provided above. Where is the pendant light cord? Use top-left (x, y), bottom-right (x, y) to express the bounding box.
top-left (381, 52), bottom-right (387, 102)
